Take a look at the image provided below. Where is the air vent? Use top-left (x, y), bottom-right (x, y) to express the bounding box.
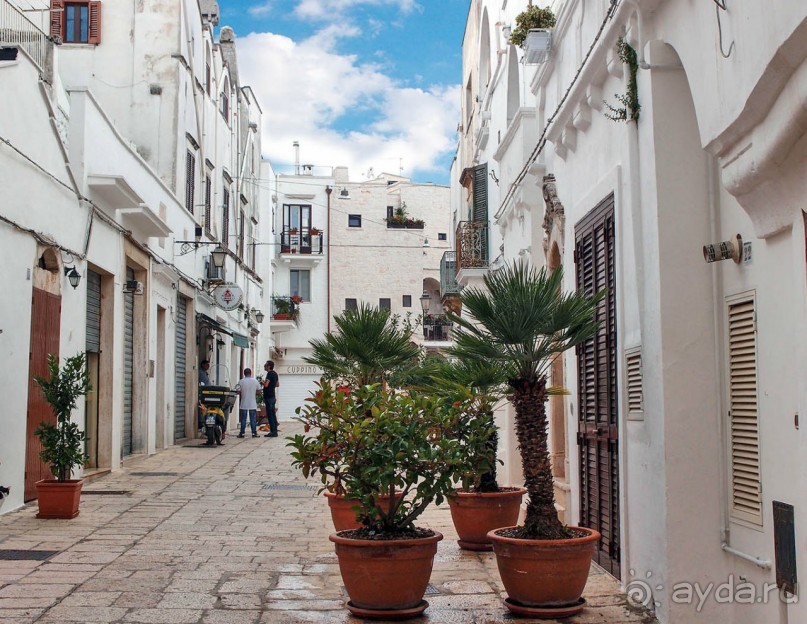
top-left (625, 349), bottom-right (643, 420)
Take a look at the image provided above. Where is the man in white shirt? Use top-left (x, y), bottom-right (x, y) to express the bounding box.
top-left (235, 368), bottom-right (262, 438)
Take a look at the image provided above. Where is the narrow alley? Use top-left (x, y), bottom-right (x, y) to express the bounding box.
top-left (0, 423), bottom-right (656, 624)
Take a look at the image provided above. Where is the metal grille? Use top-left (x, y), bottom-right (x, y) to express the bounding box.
top-left (0, 550), bottom-right (58, 561)
top-left (456, 221), bottom-right (489, 269)
top-left (129, 472), bottom-right (179, 477)
top-left (262, 483), bottom-right (318, 491)
top-left (83, 490), bottom-right (131, 496)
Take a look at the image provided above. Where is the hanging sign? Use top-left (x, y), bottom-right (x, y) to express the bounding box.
top-left (212, 284), bottom-right (243, 311)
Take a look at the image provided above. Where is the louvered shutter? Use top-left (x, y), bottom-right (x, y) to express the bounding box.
top-left (204, 176), bottom-right (212, 232)
top-left (87, 2), bottom-right (101, 45)
top-left (50, 0), bottom-right (64, 41)
top-left (185, 151), bottom-right (196, 214)
top-left (727, 297), bottom-right (761, 525)
top-left (222, 187), bottom-right (230, 248)
top-left (472, 163), bottom-right (487, 223)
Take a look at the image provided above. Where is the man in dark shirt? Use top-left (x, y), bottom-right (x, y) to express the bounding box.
top-left (262, 360), bottom-right (280, 437)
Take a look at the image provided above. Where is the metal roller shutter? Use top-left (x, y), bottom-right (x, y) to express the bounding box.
top-left (86, 270), bottom-right (101, 353)
top-left (174, 295), bottom-right (188, 441)
top-left (123, 267), bottom-right (134, 457)
top-left (277, 374), bottom-right (320, 421)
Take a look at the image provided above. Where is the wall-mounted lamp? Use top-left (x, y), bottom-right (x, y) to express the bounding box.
top-left (254, 310), bottom-right (265, 323)
top-left (703, 234), bottom-right (742, 264)
top-left (339, 187), bottom-right (350, 198)
top-left (64, 266), bottom-right (81, 289)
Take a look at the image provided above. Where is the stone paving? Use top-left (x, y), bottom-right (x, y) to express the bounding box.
top-left (0, 423), bottom-right (658, 624)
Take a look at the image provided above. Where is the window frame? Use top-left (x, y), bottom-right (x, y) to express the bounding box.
top-left (348, 214), bottom-right (362, 228)
top-left (290, 269), bottom-right (311, 302)
top-left (379, 298), bottom-right (391, 311)
top-left (402, 295), bottom-right (412, 308)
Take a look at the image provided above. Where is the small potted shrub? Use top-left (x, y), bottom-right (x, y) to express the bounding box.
top-left (290, 382), bottom-right (461, 619)
top-left (510, 5), bottom-right (556, 64)
top-left (448, 261), bottom-right (602, 617)
top-left (33, 352), bottom-right (91, 519)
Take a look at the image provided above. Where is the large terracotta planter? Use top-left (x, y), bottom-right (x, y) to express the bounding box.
top-left (447, 487), bottom-right (526, 551)
top-left (488, 526), bottom-right (600, 618)
top-left (35, 479), bottom-right (82, 519)
top-left (330, 531), bottom-right (442, 619)
top-left (324, 491), bottom-right (404, 532)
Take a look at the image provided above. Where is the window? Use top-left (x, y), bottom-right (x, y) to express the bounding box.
top-left (185, 150), bottom-right (196, 214)
top-left (51, 1), bottom-right (101, 45)
top-left (205, 62), bottom-right (211, 95)
top-left (222, 184), bottom-right (230, 248)
top-left (345, 298), bottom-right (357, 311)
top-left (348, 214), bottom-right (362, 228)
top-left (238, 210), bottom-right (245, 259)
top-left (379, 298), bottom-right (391, 311)
top-left (221, 77), bottom-right (230, 121)
top-left (438, 233), bottom-right (447, 241)
top-left (290, 269), bottom-right (310, 301)
top-left (402, 295), bottom-right (411, 308)
top-left (387, 206), bottom-right (394, 220)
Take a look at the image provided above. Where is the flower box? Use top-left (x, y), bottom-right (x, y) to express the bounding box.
top-left (525, 29), bottom-right (552, 64)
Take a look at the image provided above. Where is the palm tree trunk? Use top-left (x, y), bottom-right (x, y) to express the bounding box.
top-left (511, 376), bottom-right (565, 539)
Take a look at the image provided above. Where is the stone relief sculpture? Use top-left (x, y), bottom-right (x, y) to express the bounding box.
top-left (542, 174), bottom-right (565, 254)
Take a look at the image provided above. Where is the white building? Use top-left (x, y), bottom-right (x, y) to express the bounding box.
top-left (0, 0), bottom-right (268, 513)
top-left (265, 154), bottom-right (452, 418)
top-left (454, 1), bottom-right (807, 622)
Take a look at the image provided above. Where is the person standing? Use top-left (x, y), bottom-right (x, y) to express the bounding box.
top-left (262, 360), bottom-right (280, 437)
top-left (236, 368), bottom-right (261, 438)
top-left (197, 359), bottom-right (212, 431)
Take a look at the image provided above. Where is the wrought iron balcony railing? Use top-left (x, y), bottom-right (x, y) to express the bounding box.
top-left (423, 314), bottom-right (453, 342)
top-left (280, 226), bottom-right (324, 255)
top-left (270, 295), bottom-right (300, 321)
top-left (456, 221), bottom-right (489, 270)
top-left (440, 251), bottom-right (460, 296)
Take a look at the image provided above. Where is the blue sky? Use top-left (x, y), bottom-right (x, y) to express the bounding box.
top-left (221, 0), bottom-right (468, 185)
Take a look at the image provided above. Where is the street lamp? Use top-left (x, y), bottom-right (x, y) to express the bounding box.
top-left (419, 291), bottom-right (431, 315)
top-left (210, 245), bottom-right (226, 268)
top-left (64, 266), bottom-right (81, 290)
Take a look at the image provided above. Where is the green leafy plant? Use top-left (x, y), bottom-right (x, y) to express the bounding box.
top-left (448, 262), bottom-right (602, 540)
top-left (305, 304), bottom-right (420, 388)
top-left (33, 353), bottom-right (91, 482)
top-left (605, 38), bottom-right (641, 122)
top-left (509, 5), bottom-right (557, 48)
top-left (289, 381), bottom-right (462, 535)
top-left (385, 202), bottom-right (425, 228)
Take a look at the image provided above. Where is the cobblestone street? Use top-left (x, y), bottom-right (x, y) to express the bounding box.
top-left (0, 423), bottom-right (657, 624)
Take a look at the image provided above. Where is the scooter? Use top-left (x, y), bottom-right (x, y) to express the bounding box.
top-left (199, 386), bottom-right (234, 446)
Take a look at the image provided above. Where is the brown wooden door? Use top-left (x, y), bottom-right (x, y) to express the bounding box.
top-left (575, 195), bottom-right (620, 578)
top-left (25, 287), bottom-right (61, 500)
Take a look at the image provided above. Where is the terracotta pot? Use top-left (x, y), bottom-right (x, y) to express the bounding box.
top-left (447, 487), bottom-right (526, 551)
top-left (488, 526), bottom-right (600, 611)
top-left (330, 531), bottom-right (442, 617)
top-left (324, 491), bottom-right (404, 532)
top-left (35, 479), bottom-right (82, 519)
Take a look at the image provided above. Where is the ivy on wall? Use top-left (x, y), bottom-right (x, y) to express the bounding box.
top-left (605, 38), bottom-right (641, 122)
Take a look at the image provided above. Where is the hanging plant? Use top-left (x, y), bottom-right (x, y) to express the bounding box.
top-left (605, 38), bottom-right (641, 122)
top-left (509, 6), bottom-right (557, 48)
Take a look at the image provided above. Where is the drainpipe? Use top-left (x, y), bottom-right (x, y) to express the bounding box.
top-left (325, 185), bottom-right (332, 333)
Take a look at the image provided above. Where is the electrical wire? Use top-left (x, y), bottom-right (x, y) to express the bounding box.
top-left (715, 2), bottom-right (734, 58)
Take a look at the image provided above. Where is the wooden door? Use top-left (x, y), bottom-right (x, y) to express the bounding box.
top-left (575, 195), bottom-right (620, 578)
top-left (25, 288), bottom-right (61, 500)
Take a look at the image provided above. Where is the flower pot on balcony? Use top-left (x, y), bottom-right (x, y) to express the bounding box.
top-left (525, 29), bottom-right (552, 64)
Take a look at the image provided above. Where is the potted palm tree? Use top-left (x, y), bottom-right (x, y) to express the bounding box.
top-left (409, 358), bottom-right (527, 551)
top-left (33, 352), bottom-right (91, 519)
top-left (301, 304), bottom-right (421, 529)
top-left (290, 382), bottom-right (462, 619)
top-left (448, 261), bottom-right (602, 617)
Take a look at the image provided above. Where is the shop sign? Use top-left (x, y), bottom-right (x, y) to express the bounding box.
top-left (212, 284), bottom-right (243, 311)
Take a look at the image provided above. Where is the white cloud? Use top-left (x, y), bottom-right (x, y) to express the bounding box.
top-left (237, 30), bottom-right (459, 182)
top-left (248, 2), bottom-right (274, 17)
top-left (294, 0), bottom-right (422, 21)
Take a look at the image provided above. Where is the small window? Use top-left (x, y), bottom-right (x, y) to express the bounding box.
top-left (345, 298), bottom-right (357, 311)
top-left (387, 206), bottom-right (394, 220)
top-left (348, 214), bottom-right (362, 228)
top-left (402, 295), bottom-right (411, 308)
top-left (438, 233), bottom-right (447, 241)
top-left (379, 298), bottom-right (391, 311)
top-left (291, 269), bottom-right (311, 301)
top-left (53, 1), bottom-right (101, 45)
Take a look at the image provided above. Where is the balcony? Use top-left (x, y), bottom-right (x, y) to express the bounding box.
top-left (456, 221), bottom-right (490, 289)
top-left (270, 295), bottom-right (299, 333)
top-left (423, 314), bottom-right (453, 344)
top-left (278, 227), bottom-right (324, 264)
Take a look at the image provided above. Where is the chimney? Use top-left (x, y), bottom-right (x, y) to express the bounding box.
top-left (293, 141), bottom-right (300, 175)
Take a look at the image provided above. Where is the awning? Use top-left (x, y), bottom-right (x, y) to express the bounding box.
top-left (231, 333), bottom-right (250, 348)
top-left (197, 313), bottom-right (232, 336)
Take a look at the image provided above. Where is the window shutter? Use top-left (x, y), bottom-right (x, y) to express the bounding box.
top-left (625, 350), bottom-right (642, 419)
top-left (88, 1), bottom-right (101, 45)
top-left (185, 151), bottom-right (195, 214)
top-left (204, 176), bottom-right (211, 232)
top-left (222, 189), bottom-right (230, 248)
top-left (472, 163), bottom-right (487, 223)
top-left (727, 297), bottom-right (761, 525)
top-left (50, 0), bottom-right (64, 42)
